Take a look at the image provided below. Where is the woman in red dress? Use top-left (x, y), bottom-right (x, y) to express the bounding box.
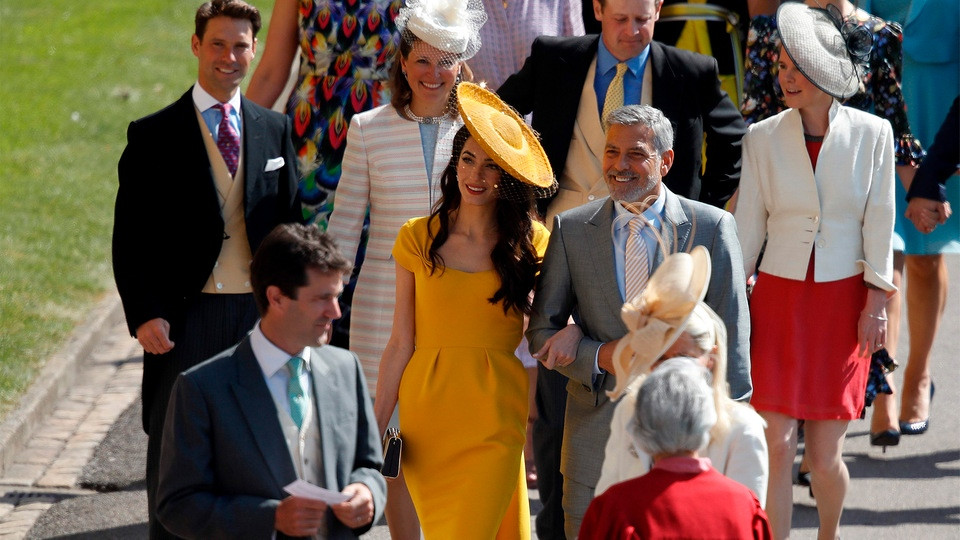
top-left (733, 4), bottom-right (896, 539)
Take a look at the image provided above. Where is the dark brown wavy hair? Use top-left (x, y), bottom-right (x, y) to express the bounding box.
top-left (427, 126), bottom-right (540, 314)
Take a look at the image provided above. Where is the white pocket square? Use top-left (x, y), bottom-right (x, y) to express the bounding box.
top-left (264, 157), bottom-right (285, 172)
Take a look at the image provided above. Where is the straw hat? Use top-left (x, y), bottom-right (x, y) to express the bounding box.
top-left (397, 0), bottom-right (487, 60)
top-left (456, 82), bottom-right (557, 194)
top-left (777, 2), bottom-right (860, 99)
top-left (607, 246), bottom-right (712, 400)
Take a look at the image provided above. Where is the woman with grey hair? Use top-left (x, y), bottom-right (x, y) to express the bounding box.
top-left (596, 303), bottom-right (769, 502)
top-left (580, 359), bottom-right (772, 539)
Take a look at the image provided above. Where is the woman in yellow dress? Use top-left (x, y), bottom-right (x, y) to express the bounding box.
top-left (375, 82), bottom-right (557, 539)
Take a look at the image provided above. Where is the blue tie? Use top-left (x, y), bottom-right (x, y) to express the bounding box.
top-left (286, 356), bottom-right (307, 429)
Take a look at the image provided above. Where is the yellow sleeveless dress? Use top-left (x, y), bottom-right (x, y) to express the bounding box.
top-left (392, 216), bottom-right (549, 539)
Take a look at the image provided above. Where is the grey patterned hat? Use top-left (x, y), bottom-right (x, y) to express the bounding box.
top-left (777, 2), bottom-right (861, 99)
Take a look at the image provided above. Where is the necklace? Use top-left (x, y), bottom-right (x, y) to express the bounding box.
top-left (405, 105), bottom-right (446, 125)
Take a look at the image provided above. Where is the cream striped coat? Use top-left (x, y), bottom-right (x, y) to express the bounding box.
top-left (328, 104), bottom-right (461, 394)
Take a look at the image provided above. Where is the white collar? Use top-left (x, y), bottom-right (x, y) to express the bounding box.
top-left (192, 82), bottom-right (242, 113)
top-left (250, 322), bottom-right (311, 378)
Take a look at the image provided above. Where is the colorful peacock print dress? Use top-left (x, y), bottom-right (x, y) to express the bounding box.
top-left (286, 0), bottom-right (403, 225)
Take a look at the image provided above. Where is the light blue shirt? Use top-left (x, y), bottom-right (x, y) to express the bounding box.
top-left (592, 188), bottom-right (666, 376)
top-left (250, 322), bottom-right (313, 419)
top-left (594, 40), bottom-right (649, 121)
top-left (611, 190), bottom-right (665, 301)
top-left (192, 83), bottom-right (242, 140)
top-left (418, 122), bottom-right (440, 189)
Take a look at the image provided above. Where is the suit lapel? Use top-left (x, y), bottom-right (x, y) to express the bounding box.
top-left (656, 188), bottom-right (693, 269)
top-left (240, 97), bottom-right (266, 215)
top-left (586, 200), bottom-right (630, 323)
top-left (308, 347), bottom-right (339, 491)
top-left (231, 338), bottom-right (298, 492)
top-left (649, 42), bottom-right (682, 115)
top-left (176, 90), bottom-right (220, 214)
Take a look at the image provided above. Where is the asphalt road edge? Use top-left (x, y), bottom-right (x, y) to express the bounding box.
top-left (0, 290), bottom-right (126, 477)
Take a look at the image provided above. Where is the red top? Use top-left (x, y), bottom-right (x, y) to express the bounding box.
top-left (579, 457), bottom-right (772, 540)
top-left (805, 136), bottom-right (824, 170)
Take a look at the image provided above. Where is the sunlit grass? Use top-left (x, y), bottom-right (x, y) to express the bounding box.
top-left (0, 0), bottom-right (276, 418)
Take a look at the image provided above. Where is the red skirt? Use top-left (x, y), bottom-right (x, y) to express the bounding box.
top-left (749, 257), bottom-right (870, 420)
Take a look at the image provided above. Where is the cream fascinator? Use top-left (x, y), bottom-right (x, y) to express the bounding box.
top-left (396, 0), bottom-right (487, 61)
top-left (607, 246), bottom-right (712, 400)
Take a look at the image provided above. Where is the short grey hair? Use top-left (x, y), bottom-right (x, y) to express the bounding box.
top-left (629, 357), bottom-right (717, 457)
top-left (606, 105), bottom-right (675, 155)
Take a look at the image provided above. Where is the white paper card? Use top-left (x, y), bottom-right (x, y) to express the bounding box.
top-left (283, 479), bottom-right (350, 505)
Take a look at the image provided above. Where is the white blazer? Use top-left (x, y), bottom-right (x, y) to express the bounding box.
top-left (734, 102), bottom-right (896, 291)
top-left (595, 387), bottom-right (769, 504)
top-left (328, 104), bottom-right (460, 393)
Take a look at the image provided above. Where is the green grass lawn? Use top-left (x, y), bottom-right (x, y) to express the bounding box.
top-left (0, 0), bottom-right (275, 419)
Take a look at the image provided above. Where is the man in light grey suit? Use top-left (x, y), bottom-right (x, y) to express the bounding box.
top-left (527, 105), bottom-right (751, 538)
top-left (157, 224), bottom-right (385, 539)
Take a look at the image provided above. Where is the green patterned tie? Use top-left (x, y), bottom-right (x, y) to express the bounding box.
top-left (286, 356), bottom-right (307, 429)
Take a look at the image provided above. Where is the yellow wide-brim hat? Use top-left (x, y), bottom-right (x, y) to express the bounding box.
top-left (456, 82), bottom-right (556, 191)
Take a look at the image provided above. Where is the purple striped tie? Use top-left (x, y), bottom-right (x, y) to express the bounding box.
top-left (214, 103), bottom-right (240, 176)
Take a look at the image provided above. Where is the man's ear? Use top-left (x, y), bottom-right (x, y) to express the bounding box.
top-left (593, 0), bottom-right (603, 21)
top-left (191, 34), bottom-right (201, 58)
top-left (660, 148), bottom-right (675, 176)
top-left (265, 285), bottom-right (286, 313)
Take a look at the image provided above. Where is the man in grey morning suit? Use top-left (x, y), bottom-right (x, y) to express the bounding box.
top-left (526, 105), bottom-right (751, 538)
top-left (157, 224), bottom-right (385, 539)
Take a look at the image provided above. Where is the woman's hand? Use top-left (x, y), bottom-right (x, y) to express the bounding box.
top-left (858, 289), bottom-right (889, 357)
top-left (533, 323), bottom-right (583, 369)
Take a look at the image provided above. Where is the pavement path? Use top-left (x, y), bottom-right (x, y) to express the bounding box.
top-left (0, 258), bottom-right (958, 539)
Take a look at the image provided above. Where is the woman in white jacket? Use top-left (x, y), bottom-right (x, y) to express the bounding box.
top-left (596, 302), bottom-right (768, 502)
top-left (733, 4), bottom-right (896, 539)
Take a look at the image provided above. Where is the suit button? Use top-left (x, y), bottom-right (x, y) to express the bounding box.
top-left (816, 239), bottom-right (825, 248)
top-left (216, 282), bottom-right (223, 290)
top-left (214, 261), bottom-right (219, 267)
top-left (244, 281), bottom-right (250, 287)
top-left (588, 195), bottom-right (596, 201)
top-left (813, 215), bottom-right (820, 223)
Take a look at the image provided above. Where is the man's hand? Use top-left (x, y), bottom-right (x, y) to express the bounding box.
top-left (275, 496), bottom-right (328, 537)
top-left (597, 338), bottom-right (623, 375)
top-left (533, 324), bottom-right (583, 369)
top-left (905, 197), bottom-right (952, 234)
top-left (330, 483), bottom-right (374, 529)
top-left (136, 318), bottom-right (174, 355)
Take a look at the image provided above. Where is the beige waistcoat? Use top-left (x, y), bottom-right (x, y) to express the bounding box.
top-left (195, 108), bottom-right (254, 294)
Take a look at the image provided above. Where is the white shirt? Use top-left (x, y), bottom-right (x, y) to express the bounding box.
top-left (250, 322), bottom-right (313, 419)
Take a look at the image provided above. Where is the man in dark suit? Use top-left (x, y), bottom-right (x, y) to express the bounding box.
top-left (526, 105), bottom-right (751, 538)
top-left (156, 224), bottom-right (385, 539)
top-left (111, 1), bottom-right (301, 536)
top-left (499, 2), bottom-right (745, 536)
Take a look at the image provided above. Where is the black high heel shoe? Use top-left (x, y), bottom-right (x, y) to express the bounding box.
top-left (870, 429), bottom-right (900, 452)
top-left (796, 468), bottom-right (811, 487)
top-left (900, 382), bottom-right (935, 436)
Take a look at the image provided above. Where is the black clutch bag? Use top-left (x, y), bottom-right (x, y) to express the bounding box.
top-left (381, 427), bottom-right (402, 479)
